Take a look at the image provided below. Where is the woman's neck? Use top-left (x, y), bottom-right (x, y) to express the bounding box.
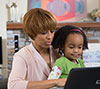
top-left (32, 41), bottom-right (49, 54)
top-left (32, 41), bottom-right (51, 69)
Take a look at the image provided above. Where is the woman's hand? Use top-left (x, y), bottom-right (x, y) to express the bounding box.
top-left (27, 79), bottom-right (66, 89)
top-left (56, 79), bottom-right (67, 87)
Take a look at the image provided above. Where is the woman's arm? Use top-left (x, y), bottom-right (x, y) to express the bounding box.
top-left (27, 66), bottom-right (65, 89)
top-left (8, 56), bottom-right (66, 89)
top-left (8, 56), bottom-right (29, 89)
top-left (27, 79), bottom-right (66, 89)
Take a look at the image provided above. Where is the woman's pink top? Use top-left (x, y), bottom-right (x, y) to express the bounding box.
top-left (8, 43), bottom-right (56, 89)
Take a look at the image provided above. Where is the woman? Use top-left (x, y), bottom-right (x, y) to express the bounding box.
top-left (8, 8), bottom-right (66, 89)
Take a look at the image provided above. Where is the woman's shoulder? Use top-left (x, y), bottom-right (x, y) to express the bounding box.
top-left (14, 44), bottom-right (33, 57)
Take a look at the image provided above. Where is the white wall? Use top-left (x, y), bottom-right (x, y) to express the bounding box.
top-left (6, 0), bottom-right (27, 22)
top-left (87, 0), bottom-right (100, 13)
top-left (0, 0), bottom-right (27, 78)
top-left (0, 0), bottom-right (8, 78)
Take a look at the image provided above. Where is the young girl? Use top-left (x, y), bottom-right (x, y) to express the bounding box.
top-left (48, 25), bottom-right (88, 80)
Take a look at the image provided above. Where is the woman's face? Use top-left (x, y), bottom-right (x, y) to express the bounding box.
top-left (33, 30), bottom-right (55, 49)
top-left (63, 33), bottom-right (83, 61)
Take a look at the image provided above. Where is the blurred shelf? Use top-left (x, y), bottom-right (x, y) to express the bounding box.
top-left (57, 22), bottom-right (100, 28)
top-left (7, 23), bottom-right (23, 30)
top-left (7, 22), bottom-right (100, 30)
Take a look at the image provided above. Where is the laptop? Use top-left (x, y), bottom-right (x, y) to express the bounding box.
top-left (64, 67), bottom-right (100, 89)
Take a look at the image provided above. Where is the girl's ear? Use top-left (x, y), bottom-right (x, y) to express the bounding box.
top-left (61, 44), bottom-right (65, 51)
top-left (61, 47), bottom-right (64, 51)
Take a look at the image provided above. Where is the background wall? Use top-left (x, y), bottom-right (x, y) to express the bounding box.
top-left (3, 0), bottom-right (100, 22)
top-left (0, 0), bottom-right (8, 78)
top-left (5, 0), bottom-right (100, 22)
top-left (0, 0), bottom-right (27, 78)
top-left (0, 0), bottom-right (100, 78)
top-left (87, 0), bottom-right (100, 13)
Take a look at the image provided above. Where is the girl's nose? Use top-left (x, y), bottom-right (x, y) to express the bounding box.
top-left (73, 48), bottom-right (78, 52)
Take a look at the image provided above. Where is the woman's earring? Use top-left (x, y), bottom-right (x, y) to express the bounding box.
top-left (59, 50), bottom-right (64, 56)
top-left (61, 52), bottom-right (64, 56)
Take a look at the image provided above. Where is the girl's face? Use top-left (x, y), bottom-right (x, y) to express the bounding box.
top-left (33, 30), bottom-right (55, 49)
top-left (63, 33), bottom-right (83, 62)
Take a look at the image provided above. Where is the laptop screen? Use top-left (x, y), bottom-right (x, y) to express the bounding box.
top-left (64, 67), bottom-right (100, 89)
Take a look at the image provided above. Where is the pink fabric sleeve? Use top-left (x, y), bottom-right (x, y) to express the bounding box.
top-left (8, 55), bottom-right (28, 89)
